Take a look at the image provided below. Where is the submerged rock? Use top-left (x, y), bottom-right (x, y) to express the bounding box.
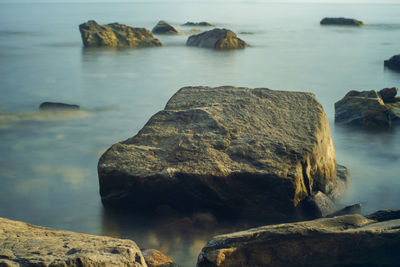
top-left (197, 212), bottom-right (400, 267)
top-left (141, 249), bottom-right (178, 267)
top-left (182, 22), bottom-right (213, 27)
top-left (384, 54), bottom-right (400, 71)
top-left (79, 20), bottom-right (162, 48)
top-left (39, 102), bottom-right (80, 110)
top-left (320, 17), bottom-right (363, 26)
top-left (98, 86), bottom-right (346, 222)
top-left (186, 29), bottom-right (246, 50)
top-left (0, 217), bottom-right (147, 267)
top-left (152, 21), bottom-right (179, 34)
top-left (335, 89), bottom-right (400, 127)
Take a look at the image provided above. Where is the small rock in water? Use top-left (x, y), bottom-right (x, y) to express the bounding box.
top-left (39, 102), bottom-right (80, 111)
top-left (182, 21), bottom-right (213, 27)
top-left (186, 28), bottom-right (246, 50)
top-left (384, 54), bottom-right (400, 71)
top-left (152, 20), bottom-right (179, 34)
top-left (141, 249), bottom-right (178, 267)
top-left (320, 17), bottom-right (363, 26)
top-left (379, 87), bottom-right (399, 103)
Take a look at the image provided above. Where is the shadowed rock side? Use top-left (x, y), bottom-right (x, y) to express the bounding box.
top-left (39, 102), bottom-right (80, 111)
top-left (182, 22), bottom-right (213, 27)
top-left (98, 86), bottom-right (345, 222)
top-left (0, 217), bottom-right (148, 267)
top-left (197, 213), bottom-right (400, 267)
top-left (385, 54), bottom-right (400, 71)
top-left (152, 21), bottom-right (179, 34)
top-left (141, 249), bottom-right (178, 267)
top-left (335, 89), bottom-right (400, 127)
top-left (79, 20), bottom-right (162, 48)
top-left (320, 17), bottom-right (363, 26)
top-left (186, 29), bottom-right (246, 50)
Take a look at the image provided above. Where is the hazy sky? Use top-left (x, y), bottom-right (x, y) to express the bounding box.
top-left (1, 0), bottom-right (399, 3)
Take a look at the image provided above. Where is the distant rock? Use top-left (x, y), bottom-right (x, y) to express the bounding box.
top-left (152, 21), bottom-right (179, 34)
top-left (98, 86), bottom-right (347, 222)
top-left (320, 17), bottom-right (363, 26)
top-left (186, 28), bottom-right (246, 50)
top-left (141, 249), bottom-right (178, 267)
top-left (385, 54), bottom-right (400, 71)
top-left (379, 87), bottom-right (399, 103)
top-left (79, 20), bottom-right (162, 48)
top-left (0, 217), bottom-right (147, 267)
top-left (335, 89), bottom-right (400, 127)
top-left (197, 212), bottom-right (400, 267)
top-left (39, 102), bottom-right (80, 111)
top-left (182, 22), bottom-right (213, 27)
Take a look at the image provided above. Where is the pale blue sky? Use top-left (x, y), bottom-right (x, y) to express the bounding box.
top-left (1, 0), bottom-right (399, 3)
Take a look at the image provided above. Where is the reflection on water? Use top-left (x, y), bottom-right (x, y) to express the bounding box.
top-left (1, 2), bottom-right (400, 267)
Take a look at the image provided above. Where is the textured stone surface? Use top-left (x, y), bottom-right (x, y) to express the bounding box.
top-left (152, 21), bottom-right (179, 34)
top-left (142, 249), bottom-right (178, 267)
top-left (98, 86), bottom-right (344, 222)
top-left (320, 17), bottom-right (363, 26)
top-left (39, 102), bottom-right (80, 111)
top-left (186, 29), bottom-right (246, 50)
top-left (335, 89), bottom-right (400, 127)
top-left (182, 22), bottom-right (213, 27)
top-left (79, 20), bottom-right (162, 48)
top-left (0, 217), bottom-right (148, 267)
top-left (197, 213), bottom-right (400, 267)
top-left (384, 54), bottom-right (400, 71)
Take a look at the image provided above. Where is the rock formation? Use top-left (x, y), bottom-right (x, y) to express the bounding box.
top-left (0, 217), bottom-right (147, 267)
top-left (39, 102), bottom-right (80, 111)
top-left (186, 29), bottom-right (246, 50)
top-left (335, 89), bottom-right (400, 127)
top-left (98, 86), bottom-right (346, 222)
top-left (182, 22), bottom-right (213, 27)
top-left (152, 21), bottom-right (179, 34)
top-left (320, 17), bottom-right (363, 26)
top-left (197, 212), bottom-right (400, 267)
top-left (384, 54), bottom-right (400, 71)
top-left (79, 20), bottom-right (162, 48)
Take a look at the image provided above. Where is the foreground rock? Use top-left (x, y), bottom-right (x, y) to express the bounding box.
top-left (182, 22), bottom-right (213, 27)
top-left (79, 20), bottom-right (162, 48)
top-left (152, 21), bottom-right (179, 34)
top-left (335, 89), bottom-right (400, 127)
top-left (186, 29), bottom-right (246, 50)
top-left (39, 102), bottom-right (80, 111)
top-left (98, 86), bottom-right (346, 222)
top-left (197, 213), bottom-right (400, 267)
top-left (142, 249), bottom-right (178, 267)
top-left (385, 54), bottom-right (400, 71)
top-left (320, 17), bottom-right (363, 26)
top-left (0, 217), bottom-right (147, 267)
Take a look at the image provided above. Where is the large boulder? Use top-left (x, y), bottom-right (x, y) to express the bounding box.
top-left (335, 89), bottom-right (400, 127)
top-left (79, 20), bottom-right (162, 48)
top-left (182, 22), bottom-right (213, 27)
top-left (197, 213), bottom-right (400, 267)
top-left (98, 86), bottom-right (346, 222)
top-left (320, 17), bottom-right (363, 26)
top-left (384, 54), bottom-right (400, 71)
top-left (152, 21), bottom-right (179, 34)
top-left (0, 217), bottom-right (147, 267)
top-left (186, 29), bottom-right (246, 50)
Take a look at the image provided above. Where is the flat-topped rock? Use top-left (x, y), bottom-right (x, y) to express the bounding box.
top-left (186, 29), bottom-right (246, 50)
top-left (98, 86), bottom-right (345, 222)
top-left (39, 102), bottom-right (80, 111)
top-left (335, 89), bottom-right (400, 127)
top-left (79, 20), bottom-right (162, 48)
top-left (182, 22), bottom-right (213, 27)
top-left (385, 54), bottom-right (400, 71)
top-left (197, 213), bottom-right (400, 267)
top-left (152, 21), bottom-right (179, 34)
top-left (0, 217), bottom-right (147, 267)
top-left (320, 17), bottom-right (363, 26)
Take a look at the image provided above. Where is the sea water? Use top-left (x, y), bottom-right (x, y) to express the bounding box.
top-left (0, 2), bottom-right (400, 266)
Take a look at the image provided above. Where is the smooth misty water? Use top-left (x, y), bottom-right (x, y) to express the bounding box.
top-left (0, 2), bottom-right (400, 266)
